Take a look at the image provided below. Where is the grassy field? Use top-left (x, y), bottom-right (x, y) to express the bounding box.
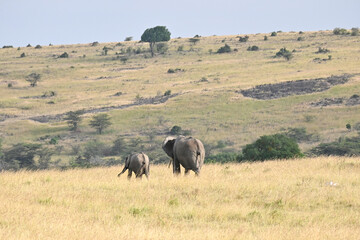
top-left (0, 30), bottom-right (360, 163)
top-left (0, 156), bottom-right (359, 239)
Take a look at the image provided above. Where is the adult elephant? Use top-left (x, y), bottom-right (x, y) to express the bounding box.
top-left (117, 152), bottom-right (150, 179)
top-left (162, 136), bottom-right (205, 175)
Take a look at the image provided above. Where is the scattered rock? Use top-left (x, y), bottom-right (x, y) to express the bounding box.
top-left (310, 98), bottom-right (344, 107)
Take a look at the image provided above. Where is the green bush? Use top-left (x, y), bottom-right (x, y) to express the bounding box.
top-left (333, 28), bottom-right (348, 35)
top-left (297, 37), bottom-right (304, 41)
top-left (247, 46), bottom-right (259, 51)
top-left (351, 28), bottom-right (359, 36)
top-left (35, 45), bottom-right (42, 49)
top-left (309, 136), bottom-right (360, 156)
top-left (170, 125), bottom-right (182, 135)
top-left (239, 35), bottom-right (249, 42)
top-left (217, 44), bottom-right (231, 53)
top-left (242, 134), bottom-right (303, 161)
top-left (271, 32), bottom-right (277, 37)
top-left (275, 48), bottom-right (293, 61)
top-left (2, 143), bottom-right (43, 170)
top-left (59, 52), bottom-right (69, 58)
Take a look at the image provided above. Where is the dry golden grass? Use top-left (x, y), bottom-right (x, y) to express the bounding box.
top-left (1, 156), bottom-right (359, 239)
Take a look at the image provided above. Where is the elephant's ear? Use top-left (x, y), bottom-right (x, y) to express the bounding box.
top-left (162, 137), bottom-right (175, 158)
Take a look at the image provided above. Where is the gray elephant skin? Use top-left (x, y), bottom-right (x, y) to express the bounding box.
top-left (162, 136), bottom-right (205, 175)
top-left (118, 152), bottom-right (150, 179)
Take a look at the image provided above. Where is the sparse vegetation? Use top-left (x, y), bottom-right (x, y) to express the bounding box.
top-left (316, 47), bottom-right (330, 53)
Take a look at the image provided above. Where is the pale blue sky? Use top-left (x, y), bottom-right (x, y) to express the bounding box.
top-left (0, 0), bottom-right (359, 47)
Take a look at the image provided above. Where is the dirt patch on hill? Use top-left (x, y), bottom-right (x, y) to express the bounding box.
top-left (28, 93), bottom-right (180, 123)
top-left (240, 74), bottom-right (354, 100)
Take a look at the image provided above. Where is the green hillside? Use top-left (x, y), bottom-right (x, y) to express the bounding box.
top-left (0, 30), bottom-right (359, 165)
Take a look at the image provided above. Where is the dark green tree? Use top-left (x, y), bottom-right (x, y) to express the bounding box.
top-left (89, 113), bottom-right (112, 134)
top-left (242, 134), bottom-right (303, 161)
top-left (64, 110), bottom-right (84, 131)
top-left (141, 26), bottom-right (171, 57)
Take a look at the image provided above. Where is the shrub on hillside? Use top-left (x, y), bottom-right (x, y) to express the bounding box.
top-left (316, 47), bottom-right (330, 53)
top-left (309, 136), bottom-right (360, 156)
top-left (247, 46), bottom-right (259, 51)
top-left (217, 44), bottom-right (231, 53)
top-left (239, 35), bottom-right (249, 42)
top-left (1, 143), bottom-right (43, 170)
top-left (35, 45), bottom-right (42, 49)
top-left (59, 52), bottom-right (69, 58)
top-left (156, 43), bottom-right (168, 54)
top-left (242, 134), bottom-right (303, 161)
top-left (351, 28), bottom-right (359, 36)
top-left (2, 45), bottom-right (13, 48)
top-left (275, 48), bottom-right (293, 61)
top-left (333, 28), bottom-right (348, 35)
top-left (271, 32), bottom-right (277, 37)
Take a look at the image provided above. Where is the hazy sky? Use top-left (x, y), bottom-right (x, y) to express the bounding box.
top-left (1, 0), bottom-right (359, 46)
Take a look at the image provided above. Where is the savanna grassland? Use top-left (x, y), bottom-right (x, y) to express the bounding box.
top-left (0, 30), bottom-right (360, 164)
top-left (1, 157), bottom-right (360, 240)
top-left (1, 30), bottom-right (360, 239)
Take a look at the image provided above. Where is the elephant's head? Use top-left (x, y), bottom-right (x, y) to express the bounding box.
top-left (162, 136), bottom-right (176, 159)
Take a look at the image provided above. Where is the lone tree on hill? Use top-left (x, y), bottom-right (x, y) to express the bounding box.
top-left (89, 113), bottom-right (112, 134)
top-left (141, 26), bottom-right (171, 57)
top-left (25, 73), bottom-right (41, 87)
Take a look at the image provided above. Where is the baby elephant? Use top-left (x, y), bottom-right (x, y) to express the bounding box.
top-left (118, 152), bottom-right (150, 179)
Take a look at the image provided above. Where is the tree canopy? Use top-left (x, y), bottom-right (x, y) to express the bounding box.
top-left (141, 26), bottom-right (171, 57)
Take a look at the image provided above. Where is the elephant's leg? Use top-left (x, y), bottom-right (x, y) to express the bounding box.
top-left (145, 165), bottom-right (149, 179)
top-left (184, 169), bottom-right (190, 175)
top-left (173, 156), bottom-right (181, 175)
top-left (127, 170), bottom-right (133, 180)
